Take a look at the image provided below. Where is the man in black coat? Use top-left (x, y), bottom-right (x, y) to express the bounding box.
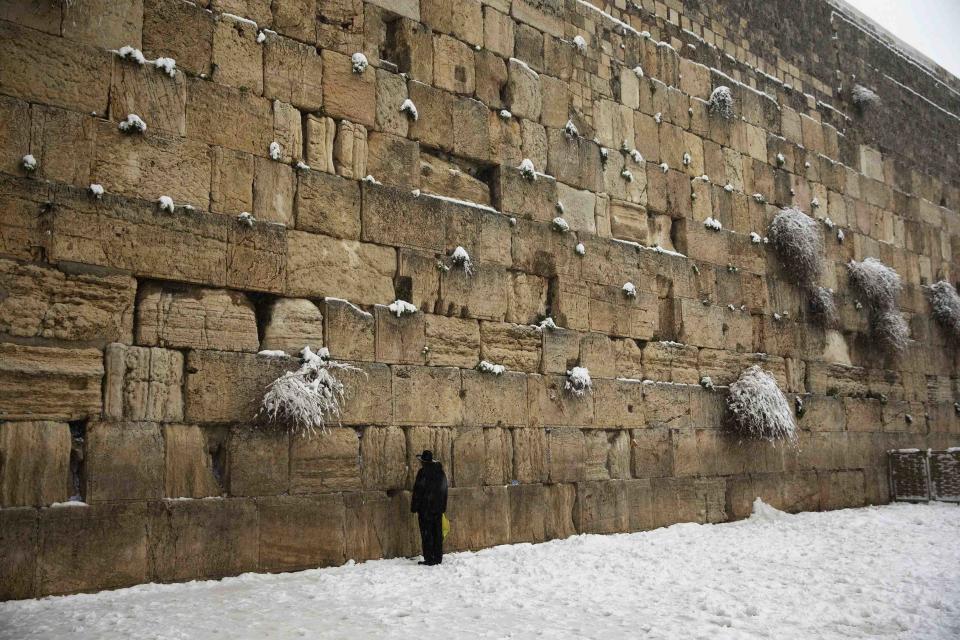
top-left (411, 449), bottom-right (448, 565)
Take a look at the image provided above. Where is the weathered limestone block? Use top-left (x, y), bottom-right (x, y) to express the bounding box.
top-left (61, 0), bottom-right (143, 49)
top-left (323, 298), bottom-right (375, 361)
top-left (333, 120), bottom-right (368, 179)
top-left (643, 383), bottom-right (691, 430)
top-left (366, 132), bottom-right (420, 189)
top-left (393, 366), bottom-right (462, 426)
top-left (642, 341), bottom-right (699, 383)
top-left (506, 272), bottom-right (547, 325)
top-left (805, 361), bottom-right (869, 396)
top-left (462, 370), bottom-right (527, 428)
top-left (85, 421), bottom-right (164, 502)
top-left (286, 231), bottom-right (396, 306)
top-left (184, 350), bottom-right (296, 424)
top-left (147, 497), bottom-right (257, 582)
top-left (588, 283), bottom-right (658, 340)
top-left (362, 182), bottom-right (447, 252)
top-left (424, 315), bottom-right (481, 368)
top-left (547, 428), bottom-right (585, 483)
top-left (480, 322), bottom-right (542, 372)
top-left (291, 427), bottom-right (361, 493)
top-left (211, 14), bottom-right (263, 93)
top-left (819, 470), bottom-right (866, 511)
top-left (28, 104), bottom-right (96, 186)
top-left (109, 57), bottom-right (187, 137)
top-left (93, 121), bottom-right (212, 209)
top-left (263, 34), bottom-right (323, 111)
top-left (526, 374), bottom-right (594, 428)
top-left (271, 0), bottom-right (319, 43)
top-left (610, 338), bottom-right (643, 379)
top-left (512, 427), bottom-right (547, 483)
top-left (260, 298), bottom-right (324, 355)
top-left (509, 483), bottom-right (574, 543)
top-left (483, 6), bottom-right (514, 57)
top-left (361, 426), bottom-right (407, 491)
top-left (135, 283), bottom-right (258, 353)
top-left (675, 299), bottom-right (752, 351)
top-left (374, 70), bottom-right (409, 137)
top-left (574, 480), bottom-right (628, 534)
top-left (304, 115), bottom-right (337, 174)
top-left (38, 502), bottom-right (148, 596)
top-left (578, 333), bottom-right (615, 379)
top-left (104, 344), bottom-right (183, 422)
top-left (506, 58), bottom-right (541, 121)
top-left (451, 427), bottom-right (485, 487)
top-left (475, 49), bottom-right (508, 109)
top-left (497, 165), bottom-right (557, 222)
top-left (0, 21), bottom-right (111, 115)
top-left (251, 156), bottom-right (295, 226)
top-left (226, 214), bottom-right (288, 294)
top-left (592, 378), bottom-right (645, 429)
top-left (480, 427), bottom-right (512, 485)
top-left (257, 495), bottom-right (346, 571)
top-left (0, 421), bottom-right (71, 507)
top-left (434, 34), bottom-right (476, 95)
top-left (445, 486), bottom-right (510, 551)
top-left (143, 0), bottom-right (214, 76)
top-left (540, 327), bottom-right (580, 375)
top-left (422, 0), bottom-right (482, 45)
top-left (0, 259), bottom-right (135, 345)
top-left (186, 78), bottom-right (272, 157)
top-left (408, 81), bottom-right (453, 151)
top-left (546, 128), bottom-right (603, 192)
top-left (163, 424), bottom-right (221, 499)
top-left (227, 426), bottom-right (290, 496)
top-left (211, 147), bottom-right (254, 214)
top-left (0, 0), bottom-right (62, 35)
top-left (405, 426), bottom-right (454, 487)
top-left (584, 430), bottom-right (631, 481)
top-left (322, 50), bottom-right (376, 127)
top-left (0, 344), bottom-right (103, 422)
top-left (439, 262), bottom-right (509, 321)
top-left (338, 363), bottom-right (393, 425)
top-left (608, 200), bottom-right (648, 244)
top-left (375, 305), bottom-right (427, 365)
top-left (0, 507), bottom-right (38, 599)
top-left (0, 96), bottom-right (30, 176)
top-left (345, 491), bottom-right (419, 561)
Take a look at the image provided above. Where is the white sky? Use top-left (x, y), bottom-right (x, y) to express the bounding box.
top-left (843, 0), bottom-right (960, 78)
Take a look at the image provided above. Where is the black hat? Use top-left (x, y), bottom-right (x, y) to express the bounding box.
top-left (416, 450), bottom-right (434, 463)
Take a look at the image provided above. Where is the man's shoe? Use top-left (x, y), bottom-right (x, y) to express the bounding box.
top-left (417, 561), bottom-right (428, 565)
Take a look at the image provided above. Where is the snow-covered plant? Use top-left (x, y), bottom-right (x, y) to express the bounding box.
top-left (476, 360), bottom-right (506, 375)
top-left (723, 183), bottom-right (734, 193)
top-left (153, 57), bottom-right (176, 78)
top-left (237, 212), bottom-right (256, 227)
top-left (573, 35), bottom-right (587, 52)
top-left (809, 286), bottom-right (838, 328)
top-left (564, 119), bottom-right (579, 138)
top-left (726, 365), bottom-right (797, 444)
top-left (622, 169), bottom-right (634, 182)
top-left (630, 149), bottom-right (643, 164)
top-left (654, 112), bottom-right (662, 124)
top-left (21, 154), bottom-right (37, 172)
top-left (89, 183), bottom-right (104, 198)
top-left (682, 152), bottom-right (691, 167)
top-left (847, 258), bottom-right (901, 311)
top-left (852, 84), bottom-right (880, 108)
top-left (537, 317), bottom-right (558, 331)
top-left (157, 195), bottom-right (175, 213)
top-left (295, 160), bottom-right (311, 171)
top-left (873, 308), bottom-right (910, 354)
top-left (622, 282), bottom-right (637, 298)
top-left (351, 52), bottom-right (368, 73)
top-left (599, 147), bottom-right (610, 165)
top-left (822, 216), bottom-right (834, 229)
top-left (116, 45), bottom-right (146, 65)
top-left (633, 65), bottom-right (644, 78)
top-left (750, 232), bottom-right (762, 244)
top-left (811, 197), bottom-right (820, 209)
top-left (926, 280), bottom-right (960, 341)
top-left (499, 109), bottom-right (512, 120)
top-left (118, 114), bottom-right (147, 134)
top-left (700, 376), bottom-right (715, 390)
top-left (387, 299), bottom-right (417, 317)
top-left (519, 158), bottom-right (536, 180)
top-left (575, 243), bottom-right (586, 256)
top-left (659, 163), bottom-right (669, 174)
top-left (776, 152), bottom-right (785, 165)
top-left (362, 175), bottom-right (381, 185)
top-left (708, 86), bottom-right (734, 119)
top-left (449, 246), bottom-right (473, 275)
top-left (565, 366), bottom-right (592, 397)
top-left (258, 347), bottom-right (359, 437)
top-left (269, 141), bottom-right (282, 160)
top-left (552, 217), bottom-right (570, 233)
top-left (767, 207), bottom-right (823, 290)
top-left (703, 217), bottom-right (722, 231)
top-left (399, 98), bottom-right (418, 121)
top-left (837, 229), bottom-right (845, 243)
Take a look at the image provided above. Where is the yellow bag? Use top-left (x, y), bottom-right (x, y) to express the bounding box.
top-left (441, 513), bottom-right (450, 540)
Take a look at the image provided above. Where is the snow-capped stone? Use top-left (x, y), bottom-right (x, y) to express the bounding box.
top-left (552, 217), bottom-right (570, 233)
top-left (269, 141), bottom-right (282, 160)
top-left (622, 282), bottom-right (637, 298)
top-left (575, 243), bottom-right (586, 256)
top-left (153, 57), bottom-right (176, 77)
top-left (351, 52), bottom-right (368, 73)
top-left (387, 299), bottom-right (417, 317)
top-left (399, 99), bottom-right (418, 121)
top-left (158, 196), bottom-right (175, 213)
top-left (237, 212), bottom-right (256, 227)
top-left (89, 183), bottom-right (104, 198)
top-left (116, 45), bottom-right (146, 65)
top-left (573, 35), bottom-right (587, 52)
top-left (118, 113), bottom-right (147, 133)
top-left (704, 217), bottom-right (722, 231)
top-left (21, 154), bottom-right (37, 172)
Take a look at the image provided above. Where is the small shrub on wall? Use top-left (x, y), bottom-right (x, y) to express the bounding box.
top-left (726, 366), bottom-right (798, 444)
top-left (848, 258), bottom-right (910, 354)
top-left (926, 280), bottom-right (960, 342)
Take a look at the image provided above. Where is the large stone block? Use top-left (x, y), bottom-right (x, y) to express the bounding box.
top-left (588, 283), bottom-right (658, 340)
top-left (339, 363), bottom-right (394, 425)
top-left (0, 96), bottom-right (30, 177)
top-left (333, 119), bottom-right (368, 179)
top-left (0, 344), bottom-right (103, 422)
top-left (184, 350), bottom-right (296, 424)
top-left (263, 34), bottom-right (323, 111)
top-left (393, 366), bottom-right (462, 426)
top-left (506, 58), bottom-right (541, 121)
top-left (104, 344), bottom-right (184, 422)
top-left (0, 21), bottom-right (111, 115)
top-left (480, 322), bottom-right (542, 373)
top-left (366, 132), bottom-right (420, 189)
top-left (675, 298), bottom-right (752, 351)
top-left (0, 421), bottom-right (71, 508)
top-left (439, 262), bottom-right (509, 321)
top-left (0, 259), bottom-right (136, 345)
top-left (375, 305), bottom-right (427, 365)
top-left (260, 298), bottom-right (324, 355)
top-left (227, 426), bottom-right (290, 496)
top-left (0, 507), bottom-right (38, 600)
top-left (424, 315), bottom-right (481, 368)
top-left (211, 13), bottom-right (263, 93)
top-left (290, 427), bottom-right (361, 493)
top-left (28, 104), bottom-right (97, 186)
top-left (147, 497), bottom-right (257, 583)
top-left (251, 156), bottom-right (295, 227)
top-left (631, 428), bottom-right (672, 478)
top-left (225, 213), bottom-right (288, 294)
top-left (819, 470), bottom-right (866, 511)
top-left (38, 502), bottom-right (148, 596)
top-left (271, 0), bottom-right (319, 43)
top-left (109, 57), bottom-right (187, 137)
top-left (574, 480), bottom-right (629, 534)
top-left (547, 427), bottom-right (585, 483)
top-left (304, 114), bottom-right (336, 173)
top-left (286, 231), bottom-right (396, 305)
top-left (85, 421), bottom-right (164, 502)
top-left (143, 0), bottom-right (215, 76)
top-left (360, 426), bottom-right (407, 491)
top-left (186, 78), bottom-right (272, 157)
top-left (61, 0), bottom-right (142, 49)
top-left (93, 121), bottom-right (212, 209)
top-left (592, 378), bottom-right (646, 429)
top-left (445, 485), bottom-right (510, 551)
top-left (323, 298), bottom-right (375, 361)
top-left (362, 182), bottom-right (447, 252)
top-left (296, 169), bottom-right (361, 240)
top-left (526, 374), bottom-right (594, 428)
top-left (461, 370), bottom-right (527, 428)
top-left (257, 495), bottom-right (346, 571)
top-left (211, 147), bottom-right (254, 214)
top-left (344, 491), bottom-right (419, 561)
top-left (509, 483), bottom-right (576, 543)
top-left (136, 283), bottom-right (258, 353)
top-left (163, 424), bottom-right (221, 499)
top-left (322, 50), bottom-right (376, 127)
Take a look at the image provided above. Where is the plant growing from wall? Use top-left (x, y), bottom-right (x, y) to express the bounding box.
top-left (926, 280), bottom-right (960, 341)
top-left (708, 86), bottom-right (734, 119)
top-left (726, 365), bottom-right (797, 444)
top-left (565, 366), bottom-right (592, 398)
top-left (848, 257), bottom-right (909, 354)
top-left (258, 347), bottom-right (359, 437)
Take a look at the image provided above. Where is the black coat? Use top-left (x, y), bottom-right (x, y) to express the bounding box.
top-left (411, 462), bottom-right (448, 515)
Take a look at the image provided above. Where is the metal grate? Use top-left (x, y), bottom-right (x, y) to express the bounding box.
top-left (888, 450), bottom-right (929, 502)
top-left (929, 450), bottom-right (960, 503)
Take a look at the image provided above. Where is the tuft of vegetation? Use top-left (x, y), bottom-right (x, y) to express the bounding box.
top-left (726, 365), bottom-right (797, 444)
top-left (809, 286), bottom-right (838, 328)
top-left (708, 86), bottom-right (734, 119)
top-left (926, 280), bottom-right (960, 341)
top-left (768, 207), bottom-right (823, 290)
top-left (851, 84), bottom-right (880, 109)
top-left (848, 258), bottom-right (909, 354)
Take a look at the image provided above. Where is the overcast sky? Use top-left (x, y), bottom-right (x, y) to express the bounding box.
top-left (843, 0), bottom-right (960, 78)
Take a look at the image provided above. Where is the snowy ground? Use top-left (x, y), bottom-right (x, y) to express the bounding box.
top-left (2, 502), bottom-right (959, 640)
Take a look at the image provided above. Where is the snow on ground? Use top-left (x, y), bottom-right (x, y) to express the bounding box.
top-left (2, 502), bottom-right (958, 640)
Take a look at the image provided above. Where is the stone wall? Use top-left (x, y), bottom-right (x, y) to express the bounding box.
top-left (1, 0), bottom-right (958, 600)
